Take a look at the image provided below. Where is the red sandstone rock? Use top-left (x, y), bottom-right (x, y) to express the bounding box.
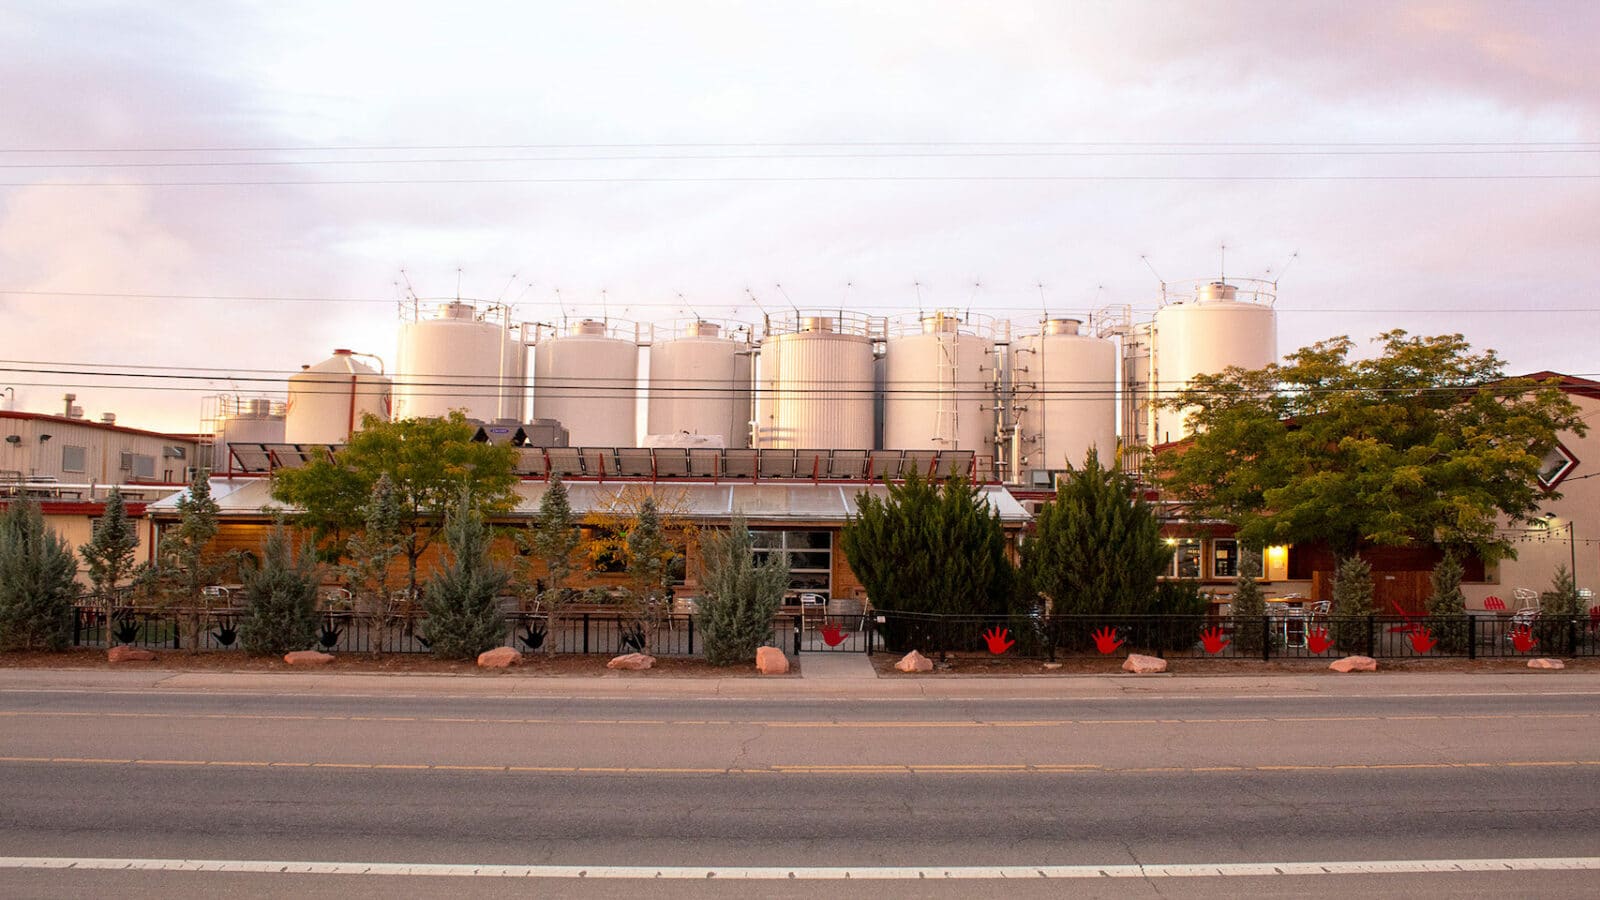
top-left (895, 651), bottom-right (933, 673)
top-left (1528, 658), bottom-right (1566, 670)
top-left (107, 645), bottom-right (156, 663)
top-left (607, 652), bottom-right (656, 670)
top-left (755, 646), bottom-right (790, 675)
top-left (1329, 655), bottom-right (1378, 673)
top-left (1121, 653), bottom-right (1168, 674)
top-left (477, 647), bottom-right (523, 668)
top-left (283, 650), bottom-right (335, 666)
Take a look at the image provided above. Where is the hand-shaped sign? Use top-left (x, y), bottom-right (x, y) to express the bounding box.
top-left (1200, 626), bottom-right (1229, 654)
top-left (983, 627), bottom-right (1014, 655)
top-left (1306, 628), bottom-right (1333, 655)
top-left (1091, 627), bottom-right (1125, 655)
top-left (820, 624), bottom-right (848, 647)
top-left (1408, 628), bottom-right (1438, 654)
top-left (1510, 625), bottom-right (1537, 653)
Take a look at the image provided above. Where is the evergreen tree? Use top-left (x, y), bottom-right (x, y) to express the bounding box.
top-left (238, 523), bottom-right (322, 655)
top-left (697, 514), bottom-right (789, 666)
top-left (842, 470), bottom-right (1014, 617)
top-left (142, 468), bottom-right (226, 652)
top-left (515, 474), bottom-right (580, 653)
top-left (1331, 555), bottom-right (1375, 652)
top-left (1538, 565), bottom-right (1582, 650)
top-left (81, 488), bottom-right (139, 601)
top-left (421, 487), bottom-right (510, 660)
top-left (339, 474), bottom-right (406, 654)
top-left (619, 496), bottom-right (675, 652)
top-left (0, 499), bottom-right (80, 651)
top-left (1230, 547), bottom-right (1267, 655)
top-left (1018, 449), bottom-right (1171, 617)
top-left (1425, 552), bottom-right (1469, 653)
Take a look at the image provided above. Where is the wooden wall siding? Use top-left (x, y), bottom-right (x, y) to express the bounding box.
top-left (1311, 569), bottom-right (1432, 616)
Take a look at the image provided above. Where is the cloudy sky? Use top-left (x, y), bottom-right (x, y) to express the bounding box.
top-left (1, 0), bottom-right (1596, 433)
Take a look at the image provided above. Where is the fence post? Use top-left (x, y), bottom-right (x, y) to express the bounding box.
top-left (73, 608), bottom-right (82, 647)
top-left (1468, 616), bottom-right (1476, 660)
top-left (1570, 614), bottom-right (1580, 657)
top-left (1261, 615), bottom-right (1270, 662)
top-left (1366, 614), bottom-right (1376, 657)
top-left (687, 615), bottom-right (695, 655)
top-left (582, 614), bottom-right (590, 655)
top-left (792, 614), bottom-right (802, 656)
top-left (174, 613), bottom-right (182, 650)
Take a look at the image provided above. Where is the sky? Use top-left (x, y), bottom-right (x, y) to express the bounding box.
top-left (1, 0), bottom-right (1596, 433)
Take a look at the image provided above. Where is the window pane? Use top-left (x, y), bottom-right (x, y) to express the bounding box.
top-left (750, 531), bottom-right (782, 549)
top-left (1175, 539), bottom-right (1202, 579)
top-left (1212, 539), bottom-right (1238, 578)
top-left (788, 551), bottom-right (831, 572)
top-left (61, 445), bottom-right (87, 473)
top-left (785, 531), bottom-right (831, 550)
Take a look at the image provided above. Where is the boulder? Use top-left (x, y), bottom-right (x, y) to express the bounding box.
top-left (607, 652), bottom-right (656, 670)
top-left (107, 645), bottom-right (156, 663)
top-left (755, 646), bottom-right (790, 675)
top-left (1528, 658), bottom-right (1566, 670)
top-left (894, 650), bottom-right (933, 673)
top-left (283, 650), bottom-right (335, 666)
top-left (1122, 653), bottom-right (1168, 674)
top-left (1329, 655), bottom-right (1378, 673)
top-left (477, 647), bottom-right (523, 669)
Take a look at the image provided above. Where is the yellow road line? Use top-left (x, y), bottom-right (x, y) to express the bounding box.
top-left (9, 755), bottom-right (1595, 775)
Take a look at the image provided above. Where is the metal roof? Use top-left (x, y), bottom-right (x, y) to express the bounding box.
top-left (147, 477), bottom-right (1033, 524)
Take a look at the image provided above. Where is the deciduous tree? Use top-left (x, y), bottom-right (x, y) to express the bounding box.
top-left (1157, 331), bottom-right (1583, 561)
top-left (270, 412), bottom-right (518, 591)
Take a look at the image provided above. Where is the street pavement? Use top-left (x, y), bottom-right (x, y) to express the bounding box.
top-left (0, 666), bottom-right (1596, 897)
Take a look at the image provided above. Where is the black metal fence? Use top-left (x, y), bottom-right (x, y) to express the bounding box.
top-left (72, 606), bottom-right (802, 658)
top-left (874, 611), bottom-right (1600, 661)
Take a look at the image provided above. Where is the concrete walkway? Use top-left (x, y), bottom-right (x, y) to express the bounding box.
top-left (797, 651), bottom-right (877, 680)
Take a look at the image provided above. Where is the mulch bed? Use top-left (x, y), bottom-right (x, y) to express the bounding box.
top-left (869, 652), bottom-right (1600, 676)
top-left (0, 647), bottom-right (797, 677)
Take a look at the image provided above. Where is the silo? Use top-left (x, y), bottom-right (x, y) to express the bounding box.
top-left (532, 319), bottom-right (639, 447)
top-left (285, 350), bottom-right (392, 444)
top-left (1149, 280), bottom-right (1277, 444)
top-left (881, 312), bottom-right (996, 451)
top-left (393, 302), bottom-right (527, 423)
top-left (646, 321), bottom-right (753, 448)
top-left (1011, 318), bottom-right (1118, 484)
top-left (215, 397), bottom-right (285, 472)
top-left (757, 314), bottom-right (877, 450)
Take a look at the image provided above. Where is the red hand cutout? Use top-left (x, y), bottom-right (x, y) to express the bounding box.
top-left (1408, 628), bottom-right (1438, 654)
top-left (1307, 628), bottom-right (1333, 655)
top-left (1200, 626), bottom-right (1229, 654)
top-left (1091, 627), bottom-right (1125, 655)
top-left (820, 624), bottom-right (847, 647)
top-left (1511, 625), bottom-right (1537, 653)
top-left (983, 627), bottom-right (1014, 655)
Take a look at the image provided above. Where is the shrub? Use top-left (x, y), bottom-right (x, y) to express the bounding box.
top-left (238, 524), bottom-right (322, 656)
top-left (696, 514), bottom-right (789, 666)
top-left (1537, 565), bottom-right (1582, 651)
top-left (1331, 555), bottom-right (1375, 652)
top-left (1425, 552), bottom-right (1469, 653)
top-left (422, 488), bottom-right (510, 660)
top-left (0, 499), bottom-right (80, 651)
top-left (1146, 578), bottom-right (1208, 652)
top-left (1230, 548), bottom-right (1267, 655)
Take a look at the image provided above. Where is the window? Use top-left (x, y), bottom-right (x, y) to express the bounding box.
top-left (1212, 539), bottom-right (1238, 578)
top-left (751, 530), bottom-right (833, 597)
top-left (1167, 538), bottom-right (1202, 579)
top-left (130, 454), bottom-right (156, 480)
top-left (61, 445), bottom-right (87, 473)
top-left (1537, 443), bottom-right (1578, 489)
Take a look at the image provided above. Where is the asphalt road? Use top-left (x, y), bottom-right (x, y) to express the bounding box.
top-left (1, 672), bottom-right (1597, 897)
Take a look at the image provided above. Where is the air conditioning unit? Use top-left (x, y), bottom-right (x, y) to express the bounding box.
top-left (163, 445), bottom-right (187, 459)
top-left (119, 450), bottom-right (134, 470)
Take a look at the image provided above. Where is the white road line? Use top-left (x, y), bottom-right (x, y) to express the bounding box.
top-left (1, 856), bottom-right (1597, 880)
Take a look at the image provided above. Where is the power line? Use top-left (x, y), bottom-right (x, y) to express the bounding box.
top-left (2, 140), bottom-right (1596, 154)
top-left (3, 148), bottom-right (1597, 169)
top-left (7, 173), bottom-right (1596, 188)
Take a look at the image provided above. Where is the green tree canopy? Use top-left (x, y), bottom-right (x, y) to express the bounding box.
top-left (0, 499), bottom-right (80, 651)
top-left (81, 487), bottom-right (138, 598)
top-left (1156, 331), bottom-right (1584, 561)
top-left (697, 513), bottom-right (789, 666)
top-left (270, 412), bottom-right (518, 589)
top-left (422, 487), bottom-right (511, 660)
top-left (840, 470), bottom-right (1014, 616)
top-left (1018, 449), bottom-right (1172, 616)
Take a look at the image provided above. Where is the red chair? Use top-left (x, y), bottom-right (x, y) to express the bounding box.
top-left (1484, 596), bottom-right (1506, 611)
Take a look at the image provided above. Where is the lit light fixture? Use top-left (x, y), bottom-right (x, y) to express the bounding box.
top-left (1164, 538), bottom-right (1177, 546)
